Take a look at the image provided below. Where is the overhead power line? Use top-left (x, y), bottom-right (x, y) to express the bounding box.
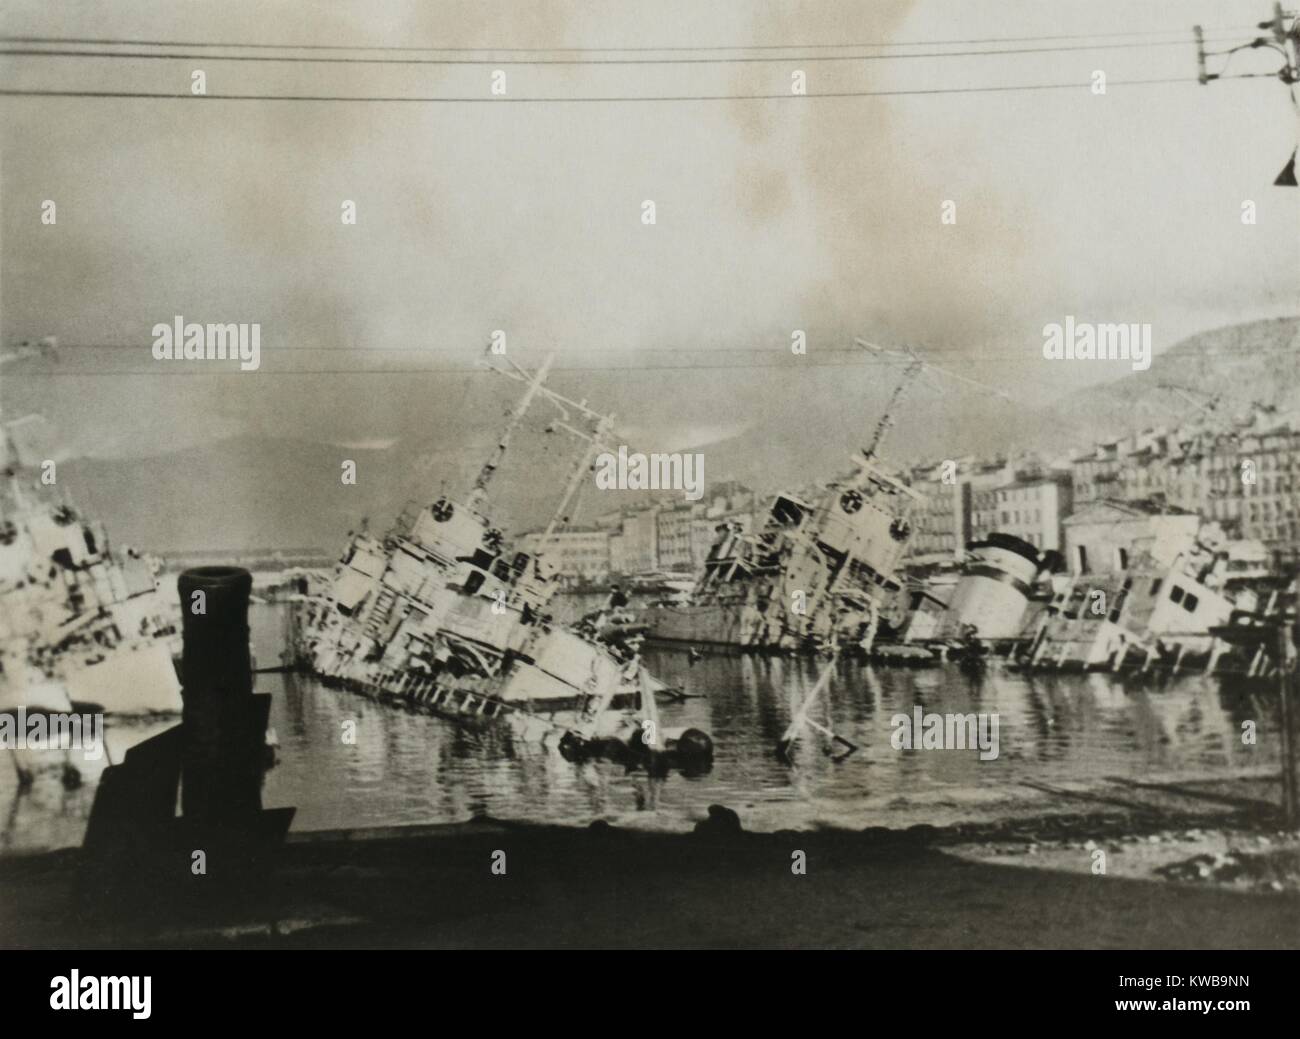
top-left (10, 341), bottom-right (1300, 379)
top-left (53, 340), bottom-right (1300, 359)
top-left (0, 366), bottom-right (1056, 378)
top-left (1192, 7), bottom-right (1299, 185)
top-left (0, 38), bottom-right (1245, 67)
top-left (0, 76), bottom-right (1215, 105)
top-left (0, 29), bottom-right (1259, 53)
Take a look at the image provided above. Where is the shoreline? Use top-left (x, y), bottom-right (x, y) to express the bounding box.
top-left (2, 769), bottom-right (1297, 949)
top-left (0, 758), bottom-right (1286, 856)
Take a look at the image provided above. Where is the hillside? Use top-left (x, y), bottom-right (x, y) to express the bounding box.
top-left (1016, 316), bottom-right (1300, 453)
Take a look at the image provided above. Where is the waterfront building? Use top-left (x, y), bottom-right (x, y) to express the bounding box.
top-left (905, 462), bottom-right (963, 563)
top-left (990, 471), bottom-right (1073, 552)
top-left (516, 527), bottom-right (611, 582)
top-left (655, 502), bottom-right (700, 574)
top-left (1070, 439), bottom-right (1125, 504)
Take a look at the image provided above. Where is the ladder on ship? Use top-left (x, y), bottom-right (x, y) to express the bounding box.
top-left (364, 586), bottom-right (398, 639)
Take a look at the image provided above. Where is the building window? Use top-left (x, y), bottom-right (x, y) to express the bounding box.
top-left (1183, 592), bottom-right (1199, 612)
top-left (1170, 584), bottom-right (1184, 605)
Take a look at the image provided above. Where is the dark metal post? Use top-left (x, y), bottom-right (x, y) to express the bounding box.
top-left (178, 566), bottom-right (262, 824)
top-left (1278, 621), bottom-right (1297, 828)
top-left (1284, 619), bottom-right (1300, 828)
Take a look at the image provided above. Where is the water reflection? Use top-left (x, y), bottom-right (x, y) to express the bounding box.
top-left (0, 604), bottom-right (1282, 853)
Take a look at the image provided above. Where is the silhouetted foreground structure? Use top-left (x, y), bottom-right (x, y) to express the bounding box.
top-left (4, 798), bottom-right (1300, 948)
top-left (81, 567), bottom-right (293, 902)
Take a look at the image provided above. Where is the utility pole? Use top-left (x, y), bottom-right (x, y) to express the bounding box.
top-left (1194, 4), bottom-right (1300, 185)
top-left (1269, 2), bottom-right (1300, 71)
top-left (1278, 616), bottom-right (1298, 827)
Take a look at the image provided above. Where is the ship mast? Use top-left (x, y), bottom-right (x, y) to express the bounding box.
top-left (478, 352), bottom-right (619, 536)
top-left (853, 336), bottom-right (1016, 463)
top-left (1, 340), bottom-right (60, 508)
top-left (467, 352), bottom-right (554, 511)
top-left (542, 410), bottom-right (615, 540)
top-left (864, 357), bottom-right (923, 461)
top-left (0, 345), bottom-right (36, 512)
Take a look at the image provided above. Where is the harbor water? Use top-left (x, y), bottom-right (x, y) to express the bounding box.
top-left (0, 600), bottom-right (1281, 854)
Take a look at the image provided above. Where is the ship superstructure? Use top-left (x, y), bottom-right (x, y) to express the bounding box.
top-left (1021, 537), bottom-right (1239, 673)
top-left (1, 348), bottom-right (182, 720)
top-left (640, 338), bottom-right (1020, 656)
top-left (645, 453), bottom-right (920, 653)
top-left (290, 354), bottom-right (711, 761)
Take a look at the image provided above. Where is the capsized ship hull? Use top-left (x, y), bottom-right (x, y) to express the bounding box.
top-left (289, 352), bottom-right (713, 762)
top-left (289, 506), bottom-right (679, 753)
top-left (1, 418), bottom-right (183, 717)
top-left (645, 455), bottom-right (920, 654)
top-left (645, 601), bottom-right (764, 649)
top-left (291, 489), bottom-right (677, 752)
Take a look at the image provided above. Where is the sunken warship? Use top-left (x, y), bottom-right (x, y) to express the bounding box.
top-left (287, 354), bottom-right (712, 766)
top-left (644, 454), bottom-right (919, 654)
top-left (643, 352), bottom-right (926, 656)
top-left (1, 344), bottom-right (184, 785)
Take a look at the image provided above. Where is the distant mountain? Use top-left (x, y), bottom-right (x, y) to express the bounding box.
top-left (53, 316), bottom-right (1300, 553)
top-left (1015, 316), bottom-right (1300, 454)
top-left (59, 430), bottom-right (628, 554)
top-left (60, 437), bottom-right (392, 554)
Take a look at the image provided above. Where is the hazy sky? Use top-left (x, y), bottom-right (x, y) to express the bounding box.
top-left (2, 0), bottom-right (1297, 472)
